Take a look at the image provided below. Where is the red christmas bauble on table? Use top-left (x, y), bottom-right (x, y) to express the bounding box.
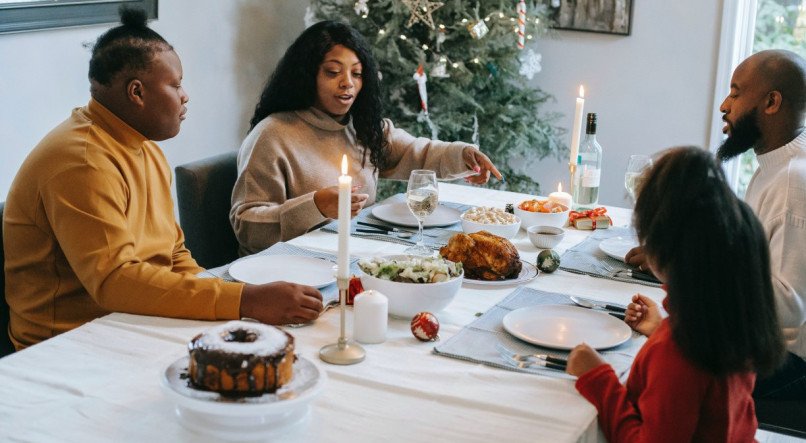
top-left (411, 312), bottom-right (440, 341)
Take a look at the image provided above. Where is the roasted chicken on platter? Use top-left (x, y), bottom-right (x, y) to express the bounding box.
top-left (439, 231), bottom-right (521, 281)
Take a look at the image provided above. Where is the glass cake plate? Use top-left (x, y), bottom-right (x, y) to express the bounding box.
top-left (160, 355), bottom-right (326, 440)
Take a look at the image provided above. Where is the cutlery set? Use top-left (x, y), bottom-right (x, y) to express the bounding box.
top-left (355, 221), bottom-right (439, 238)
top-left (496, 343), bottom-right (568, 371)
top-left (570, 296), bottom-right (627, 320)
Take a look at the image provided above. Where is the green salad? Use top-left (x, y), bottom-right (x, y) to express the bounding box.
top-left (358, 256), bottom-right (462, 283)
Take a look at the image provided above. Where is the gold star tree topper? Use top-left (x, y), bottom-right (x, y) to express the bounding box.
top-left (401, 0), bottom-right (444, 30)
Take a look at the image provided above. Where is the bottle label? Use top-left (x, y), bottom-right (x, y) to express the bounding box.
top-left (581, 168), bottom-right (601, 187)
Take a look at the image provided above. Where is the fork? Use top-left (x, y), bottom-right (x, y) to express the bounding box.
top-left (286, 299), bottom-right (340, 328)
top-left (495, 343), bottom-right (567, 370)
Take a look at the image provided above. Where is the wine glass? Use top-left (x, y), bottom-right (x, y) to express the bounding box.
top-left (404, 170), bottom-right (439, 256)
top-left (624, 155), bottom-right (653, 204)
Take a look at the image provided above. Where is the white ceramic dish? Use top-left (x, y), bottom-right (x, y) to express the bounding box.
top-left (228, 255), bottom-right (336, 287)
top-left (527, 225), bottom-right (565, 249)
top-left (462, 260), bottom-right (539, 286)
top-left (358, 255), bottom-right (463, 318)
top-left (160, 355), bottom-right (326, 441)
top-left (514, 205), bottom-right (569, 230)
top-left (502, 305), bottom-right (632, 350)
top-left (599, 237), bottom-right (639, 262)
top-left (460, 213), bottom-right (520, 239)
top-left (371, 202), bottom-right (461, 228)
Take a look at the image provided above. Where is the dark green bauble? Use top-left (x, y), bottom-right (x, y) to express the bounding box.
top-left (536, 250), bottom-right (561, 273)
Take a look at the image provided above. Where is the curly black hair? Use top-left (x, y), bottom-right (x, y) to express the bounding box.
top-left (249, 20), bottom-right (387, 170)
top-left (88, 7), bottom-right (172, 85)
top-left (633, 146), bottom-right (785, 376)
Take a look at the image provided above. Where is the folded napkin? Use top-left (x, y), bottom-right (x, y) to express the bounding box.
top-left (321, 193), bottom-right (471, 249)
top-left (433, 287), bottom-right (643, 380)
top-left (199, 242), bottom-right (360, 305)
top-left (559, 227), bottom-right (662, 288)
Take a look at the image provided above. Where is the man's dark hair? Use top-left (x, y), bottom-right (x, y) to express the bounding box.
top-left (249, 20), bottom-right (388, 170)
top-left (88, 7), bottom-right (172, 85)
top-left (633, 146), bottom-right (785, 376)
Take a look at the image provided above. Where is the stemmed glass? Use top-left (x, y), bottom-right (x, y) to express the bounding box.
top-left (624, 155), bottom-right (653, 204)
top-left (404, 170), bottom-right (439, 256)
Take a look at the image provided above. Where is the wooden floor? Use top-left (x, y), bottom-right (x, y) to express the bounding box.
top-left (757, 429), bottom-right (806, 443)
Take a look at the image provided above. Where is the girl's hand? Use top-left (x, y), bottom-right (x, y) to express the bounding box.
top-left (462, 147), bottom-right (503, 184)
top-left (625, 294), bottom-right (662, 337)
top-left (314, 185), bottom-right (368, 218)
top-left (566, 343), bottom-right (606, 377)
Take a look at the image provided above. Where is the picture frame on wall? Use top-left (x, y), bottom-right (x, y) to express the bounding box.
top-left (546, 0), bottom-right (633, 36)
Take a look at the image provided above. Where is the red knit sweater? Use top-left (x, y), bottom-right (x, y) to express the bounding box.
top-left (575, 319), bottom-right (757, 442)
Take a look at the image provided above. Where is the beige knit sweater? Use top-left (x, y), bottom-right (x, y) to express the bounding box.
top-left (230, 107), bottom-right (473, 255)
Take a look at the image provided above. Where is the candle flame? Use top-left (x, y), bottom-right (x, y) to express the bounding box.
top-left (579, 85), bottom-right (585, 98)
top-left (341, 154), bottom-right (348, 175)
top-left (558, 182), bottom-right (563, 193)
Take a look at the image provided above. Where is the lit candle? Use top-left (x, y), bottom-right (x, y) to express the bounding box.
top-left (570, 85), bottom-right (585, 165)
top-left (337, 154), bottom-right (351, 279)
top-left (548, 182), bottom-right (573, 210)
top-left (353, 290), bottom-right (388, 344)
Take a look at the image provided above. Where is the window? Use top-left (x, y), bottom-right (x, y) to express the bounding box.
top-left (0, 0), bottom-right (157, 35)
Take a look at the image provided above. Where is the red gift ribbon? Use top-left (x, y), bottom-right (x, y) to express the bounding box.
top-left (568, 207), bottom-right (610, 229)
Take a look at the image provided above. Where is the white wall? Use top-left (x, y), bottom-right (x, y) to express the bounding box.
top-left (0, 0), bottom-right (309, 200)
top-left (529, 0), bottom-right (724, 206)
top-left (1, 0), bottom-right (724, 209)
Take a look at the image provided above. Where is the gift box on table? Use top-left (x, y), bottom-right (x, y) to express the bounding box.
top-left (569, 208), bottom-right (612, 230)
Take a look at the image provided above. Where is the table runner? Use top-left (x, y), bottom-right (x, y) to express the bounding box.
top-left (199, 242), bottom-right (360, 305)
top-left (559, 227), bottom-right (662, 288)
top-left (433, 287), bottom-right (643, 380)
top-left (321, 193), bottom-right (472, 249)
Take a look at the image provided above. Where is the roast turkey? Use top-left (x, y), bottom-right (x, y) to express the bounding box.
top-left (439, 231), bottom-right (522, 280)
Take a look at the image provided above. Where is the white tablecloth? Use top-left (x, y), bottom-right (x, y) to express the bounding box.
top-left (0, 183), bottom-right (664, 442)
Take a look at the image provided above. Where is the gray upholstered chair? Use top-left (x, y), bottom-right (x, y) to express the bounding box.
top-left (175, 151), bottom-right (240, 269)
top-left (1, 201), bottom-right (16, 357)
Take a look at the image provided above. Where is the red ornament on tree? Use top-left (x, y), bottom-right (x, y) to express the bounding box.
top-left (410, 311), bottom-right (440, 341)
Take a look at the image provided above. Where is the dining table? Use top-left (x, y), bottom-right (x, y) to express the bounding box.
top-left (0, 183), bottom-right (666, 443)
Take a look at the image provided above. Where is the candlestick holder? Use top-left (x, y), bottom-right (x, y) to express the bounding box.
top-left (319, 277), bottom-right (365, 365)
top-left (568, 162), bottom-right (577, 197)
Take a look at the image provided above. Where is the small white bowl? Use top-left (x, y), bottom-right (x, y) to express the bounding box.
top-left (460, 214), bottom-right (521, 239)
top-left (527, 225), bottom-right (566, 249)
top-left (358, 255), bottom-right (463, 318)
top-left (515, 204), bottom-right (569, 230)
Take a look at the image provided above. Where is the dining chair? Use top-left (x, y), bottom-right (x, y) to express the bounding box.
top-left (175, 151), bottom-right (240, 269)
top-left (756, 397), bottom-right (806, 438)
top-left (0, 201), bottom-right (16, 358)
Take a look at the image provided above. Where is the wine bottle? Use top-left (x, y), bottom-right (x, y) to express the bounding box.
top-left (572, 113), bottom-right (603, 209)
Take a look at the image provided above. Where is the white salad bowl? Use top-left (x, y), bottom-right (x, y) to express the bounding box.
top-left (460, 212), bottom-right (521, 239)
top-left (514, 204), bottom-right (569, 230)
top-left (358, 255), bottom-right (463, 318)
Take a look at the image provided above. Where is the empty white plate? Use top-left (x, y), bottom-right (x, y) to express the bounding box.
top-left (371, 202), bottom-right (461, 228)
top-left (502, 305), bottom-right (632, 350)
top-left (599, 236), bottom-right (639, 262)
top-left (228, 255), bottom-right (336, 287)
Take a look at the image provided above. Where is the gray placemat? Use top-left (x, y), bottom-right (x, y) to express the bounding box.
top-left (433, 287), bottom-right (642, 380)
top-left (321, 193), bottom-right (472, 249)
top-left (559, 227), bottom-right (662, 288)
top-left (199, 242), bottom-right (360, 305)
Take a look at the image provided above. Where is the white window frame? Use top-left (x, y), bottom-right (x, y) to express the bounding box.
top-left (708, 0), bottom-right (758, 191)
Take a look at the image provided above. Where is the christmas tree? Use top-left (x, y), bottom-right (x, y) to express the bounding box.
top-left (308, 0), bottom-right (566, 196)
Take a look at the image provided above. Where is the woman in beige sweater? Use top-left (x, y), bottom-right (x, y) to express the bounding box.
top-left (230, 21), bottom-right (501, 255)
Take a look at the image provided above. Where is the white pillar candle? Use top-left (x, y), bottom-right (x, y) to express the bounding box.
top-left (337, 154), bottom-right (351, 279)
top-left (569, 85), bottom-right (585, 165)
top-left (548, 182), bottom-right (573, 209)
top-left (353, 290), bottom-right (388, 344)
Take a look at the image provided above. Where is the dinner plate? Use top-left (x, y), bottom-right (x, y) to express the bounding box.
top-left (599, 236), bottom-right (639, 262)
top-left (462, 261), bottom-right (539, 286)
top-left (160, 355), bottom-right (326, 440)
top-left (228, 255), bottom-right (336, 287)
top-left (371, 202), bottom-right (461, 228)
top-left (502, 305), bottom-right (632, 350)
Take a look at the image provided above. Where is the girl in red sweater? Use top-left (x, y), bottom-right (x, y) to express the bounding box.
top-left (566, 146), bottom-right (785, 442)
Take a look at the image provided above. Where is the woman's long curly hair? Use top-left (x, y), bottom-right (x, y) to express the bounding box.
top-left (249, 20), bottom-right (387, 169)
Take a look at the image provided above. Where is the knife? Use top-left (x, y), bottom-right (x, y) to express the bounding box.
top-left (356, 221), bottom-right (439, 237)
top-left (619, 269), bottom-right (661, 284)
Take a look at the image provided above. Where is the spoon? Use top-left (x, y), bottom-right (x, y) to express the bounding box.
top-left (570, 296), bottom-right (627, 313)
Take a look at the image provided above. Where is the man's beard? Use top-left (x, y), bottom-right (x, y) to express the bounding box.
top-left (717, 109), bottom-right (762, 161)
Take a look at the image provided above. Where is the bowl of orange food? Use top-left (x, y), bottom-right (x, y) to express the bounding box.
top-left (514, 199), bottom-right (569, 229)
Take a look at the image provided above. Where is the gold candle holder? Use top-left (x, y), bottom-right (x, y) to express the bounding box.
top-left (319, 276), bottom-right (365, 365)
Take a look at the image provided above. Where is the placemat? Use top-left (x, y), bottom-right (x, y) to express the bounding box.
top-left (321, 193), bottom-right (472, 249)
top-left (559, 227), bottom-right (662, 288)
top-left (199, 242), bottom-right (360, 305)
top-left (433, 287), bottom-right (643, 380)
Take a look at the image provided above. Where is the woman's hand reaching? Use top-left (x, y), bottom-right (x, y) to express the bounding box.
top-left (624, 293), bottom-right (662, 337)
top-left (462, 147), bottom-right (503, 185)
top-left (314, 185), bottom-right (368, 219)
